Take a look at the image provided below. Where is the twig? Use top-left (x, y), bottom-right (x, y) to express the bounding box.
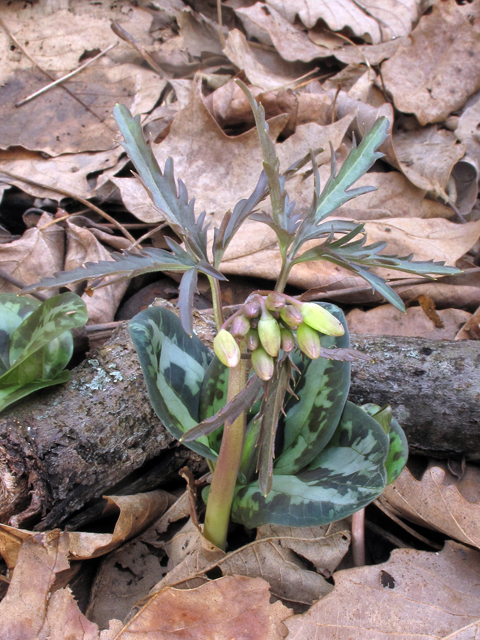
top-left (111, 21), bottom-right (166, 77)
top-left (127, 222), bottom-right (168, 251)
top-left (15, 43), bottom-right (118, 107)
top-left (0, 169), bottom-right (136, 244)
top-left (85, 321), bottom-right (123, 334)
top-left (0, 268), bottom-right (47, 301)
top-left (216, 0), bottom-right (226, 49)
top-left (374, 499), bottom-right (443, 550)
top-left (0, 18), bottom-right (115, 131)
top-left (364, 520), bottom-right (412, 549)
top-left (352, 508), bottom-right (366, 566)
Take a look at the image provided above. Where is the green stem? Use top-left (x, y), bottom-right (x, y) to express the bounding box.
top-left (208, 275), bottom-right (224, 331)
top-left (274, 258), bottom-right (292, 294)
top-left (203, 347), bottom-right (247, 550)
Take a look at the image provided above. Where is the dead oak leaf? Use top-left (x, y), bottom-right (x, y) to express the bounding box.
top-left (285, 541), bottom-right (480, 639)
top-left (379, 463), bottom-right (480, 549)
top-left (382, 0), bottom-right (480, 125)
top-left (266, 0), bottom-right (421, 44)
top-left (102, 576), bottom-right (291, 640)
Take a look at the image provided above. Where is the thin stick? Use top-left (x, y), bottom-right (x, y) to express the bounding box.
top-left (0, 169), bottom-right (136, 244)
top-left (352, 508), bottom-right (366, 566)
top-left (0, 268), bottom-right (47, 301)
top-left (0, 18), bottom-right (115, 131)
top-left (374, 499), bottom-right (442, 550)
top-left (127, 222), bottom-right (168, 251)
top-left (15, 43), bottom-right (118, 107)
top-left (216, 0), bottom-right (226, 49)
top-left (111, 21), bottom-right (166, 77)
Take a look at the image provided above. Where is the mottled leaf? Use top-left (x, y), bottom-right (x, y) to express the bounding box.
top-left (273, 303), bottom-right (350, 476)
top-left (0, 372), bottom-right (71, 414)
top-left (0, 295), bottom-right (39, 375)
top-left (129, 307), bottom-right (218, 460)
top-left (199, 355), bottom-right (229, 453)
top-left (8, 293), bottom-right (86, 368)
top-left (384, 417), bottom-right (408, 485)
top-left (232, 402), bottom-right (389, 528)
top-left (182, 373), bottom-right (262, 443)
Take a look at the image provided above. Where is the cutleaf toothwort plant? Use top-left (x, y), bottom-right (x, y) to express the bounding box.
top-left (24, 81), bottom-right (460, 550)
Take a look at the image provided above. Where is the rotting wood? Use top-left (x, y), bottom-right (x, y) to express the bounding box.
top-left (0, 304), bottom-right (479, 530)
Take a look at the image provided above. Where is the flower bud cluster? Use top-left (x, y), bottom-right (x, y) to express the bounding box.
top-left (214, 294), bottom-right (345, 381)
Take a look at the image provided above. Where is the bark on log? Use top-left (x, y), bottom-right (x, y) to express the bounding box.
top-left (0, 305), bottom-right (479, 530)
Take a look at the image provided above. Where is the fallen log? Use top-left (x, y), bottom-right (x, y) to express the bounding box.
top-left (0, 307), bottom-right (479, 529)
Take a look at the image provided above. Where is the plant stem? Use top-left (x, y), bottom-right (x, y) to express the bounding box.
top-left (274, 258), bottom-right (292, 294)
top-left (208, 275), bottom-right (224, 331)
top-left (352, 508), bottom-right (366, 566)
top-left (203, 346), bottom-right (247, 550)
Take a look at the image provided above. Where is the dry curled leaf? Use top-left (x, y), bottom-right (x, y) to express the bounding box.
top-left (285, 541), bottom-right (480, 639)
top-left (379, 463), bottom-right (480, 549)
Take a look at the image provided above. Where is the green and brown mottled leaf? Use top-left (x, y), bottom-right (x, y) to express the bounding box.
top-left (273, 303), bottom-right (350, 476)
top-left (129, 307), bottom-right (217, 460)
top-left (231, 401), bottom-right (389, 528)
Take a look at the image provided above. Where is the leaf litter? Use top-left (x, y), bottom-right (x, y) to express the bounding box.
top-left (1, 0), bottom-right (480, 637)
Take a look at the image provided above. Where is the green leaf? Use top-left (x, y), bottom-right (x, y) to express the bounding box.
top-left (273, 303), bottom-right (350, 476)
top-left (198, 355), bottom-right (229, 453)
top-left (128, 307), bottom-right (218, 460)
top-left (0, 372), bottom-right (71, 414)
top-left (8, 293), bottom-right (87, 369)
top-left (0, 295), bottom-right (40, 374)
top-left (231, 401), bottom-right (389, 528)
top-left (385, 417), bottom-right (408, 484)
top-left (362, 403), bottom-right (408, 485)
top-left (114, 104), bottom-right (208, 261)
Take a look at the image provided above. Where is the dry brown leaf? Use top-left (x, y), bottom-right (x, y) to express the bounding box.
top-left (0, 8), bottom-right (164, 155)
top-left (0, 146), bottom-right (124, 200)
top-left (86, 491), bottom-right (194, 628)
top-left (39, 587), bottom-right (99, 640)
top-left (285, 541), bottom-right (480, 639)
top-left (153, 519), bottom-right (350, 607)
top-left (101, 576), bottom-right (291, 640)
top-left (224, 29), bottom-right (313, 92)
top-left (455, 304), bottom-right (480, 340)
top-left (456, 92), bottom-right (480, 169)
top-left (235, 3), bottom-right (329, 62)
top-left (266, 0), bottom-right (420, 43)
top-left (332, 38), bottom-right (406, 66)
top-left (0, 531), bottom-right (73, 638)
top-left (336, 172), bottom-right (454, 220)
top-left (382, 0), bottom-right (480, 125)
top-left (380, 464), bottom-right (480, 549)
top-left (396, 282), bottom-right (480, 312)
top-left (0, 490), bottom-right (170, 571)
top-left (0, 211), bottom-right (64, 295)
top-left (392, 122), bottom-right (466, 199)
top-left (114, 83), bottom-right (288, 225)
top-left (346, 305), bottom-right (471, 340)
top-left (64, 221), bottom-right (129, 324)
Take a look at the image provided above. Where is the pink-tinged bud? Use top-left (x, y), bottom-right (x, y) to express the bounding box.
top-left (300, 303), bottom-right (345, 337)
top-left (246, 328), bottom-right (260, 351)
top-left (258, 309), bottom-right (281, 358)
top-left (280, 305), bottom-right (304, 329)
top-left (251, 347), bottom-right (274, 381)
top-left (231, 314), bottom-right (250, 338)
top-left (213, 329), bottom-right (241, 368)
top-left (243, 300), bottom-right (261, 319)
top-left (280, 327), bottom-right (295, 352)
top-left (296, 323), bottom-right (321, 359)
top-left (265, 292), bottom-right (285, 312)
